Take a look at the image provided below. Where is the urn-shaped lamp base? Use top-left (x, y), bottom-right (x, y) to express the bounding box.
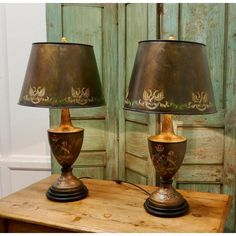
top-left (146, 115), bottom-right (188, 217)
top-left (46, 167), bottom-right (88, 202)
top-left (46, 108), bottom-right (88, 202)
top-left (144, 180), bottom-right (189, 217)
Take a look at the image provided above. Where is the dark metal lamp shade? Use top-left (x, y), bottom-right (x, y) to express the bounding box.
top-left (18, 42), bottom-right (105, 108)
top-left (124, 40), bottom-right (216, 115)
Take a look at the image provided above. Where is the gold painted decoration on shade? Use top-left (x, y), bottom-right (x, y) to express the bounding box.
top-left (125, 89), bottom-right (213, 112)
top-left (125, 89), bottom-right (170, 109)
top-left (18, 43), bottom-right (105, 108)
top-left (66, 88), bottom-right (94, 105)
top-left (23, 86), bottom-right (49, 104)
top-left (188, 91), bottom-right (211, 111)
top-left (139, 89), bottom-right (168, 109)
top-left (124, 40), bottom-right (216, 114)
top-left (23, 86), bottom-right (96, 106)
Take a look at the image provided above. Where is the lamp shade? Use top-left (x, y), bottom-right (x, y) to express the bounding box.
top-left (124, 40), bottom-right (216, 114)
top-left (18, 42), bottom-right (105, 108)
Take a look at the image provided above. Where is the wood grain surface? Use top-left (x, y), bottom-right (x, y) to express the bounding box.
top-left (0, 175), bottom-right (231, 233)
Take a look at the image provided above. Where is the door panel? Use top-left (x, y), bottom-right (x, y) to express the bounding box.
top-left (47, 3), bottom-right (118, 180)
top-left (178, 183), bottom-right (221, 193)
top-left (125, 121), bottom-right (148, 159)
top-left (179, 126), bottom-right (224, 164)
top-left (63, 5), bottom-right (103, 75)
top-left (223, 4), bottom-right (236, 232)
top-left (161, 3), bottom-right (236, 231)
top-left (161, 4), bottom-right (224, 186)
top-left (118, 3), bottom-right (158, 185)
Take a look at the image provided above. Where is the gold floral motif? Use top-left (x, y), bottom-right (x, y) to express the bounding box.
top-left (155, 144), bottom-right (164, 153)
top-left (188, 91), bottom-right (210, 111)
top-left (152, 148), bottom-right (178, 176)
top-left (23, 86), bottom-right (49, 104)
top-left (126, 90), bottom-right (213, 112)
top-left (124, 98), bottom-right (133, 106)
top-left (139, 89), bottom-right (169, 110)
top-left (50, 136), bottom-right (73, 165)
top-left (66, 88), bottom-right (94, 105)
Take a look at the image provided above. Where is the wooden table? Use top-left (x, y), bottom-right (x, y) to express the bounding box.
top-left (0, 175), bottom-right (231, 233)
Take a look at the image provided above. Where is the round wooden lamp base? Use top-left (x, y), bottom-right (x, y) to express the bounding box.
top-left (144, 198), bottom-right (189, 217)
top-left (46, 184), bottom-right (88, 202)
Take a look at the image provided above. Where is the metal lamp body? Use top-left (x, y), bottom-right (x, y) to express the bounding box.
top-left (124, 40), bottom-right (216, 217)
top-left (18, 42), bottom-right (105, 202)
top-left (145, 137), bottom-right (188, 217)
top-left (47, 128), bottom-right (88, 202)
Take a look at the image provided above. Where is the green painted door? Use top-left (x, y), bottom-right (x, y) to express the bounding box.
top-left (160, 4), bottom-right (236, 232)
top-left (46, 3), bottom-right (236, 232)
top-left (117, 3), bottom-right (158, 186)
top-left (47, 3), bottom-right (118, 180)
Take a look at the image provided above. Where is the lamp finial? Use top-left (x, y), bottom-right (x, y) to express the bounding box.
top-left (168, 35), bottom-right (176, 40)
top-left (61, 37), bottom-right (68, 43)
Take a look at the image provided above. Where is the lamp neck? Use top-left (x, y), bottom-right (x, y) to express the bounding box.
top-left (161, 114), bottom-right (174, 134)
top-left (59, 108), bottom-right (74, 130)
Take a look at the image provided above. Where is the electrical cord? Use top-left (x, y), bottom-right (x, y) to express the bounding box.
top-left (79, 176), bottom-right (150, 196)
top-left (112, 179), bottom-right (151, 196)
top-left (79, 176), bottom-right (93, 179)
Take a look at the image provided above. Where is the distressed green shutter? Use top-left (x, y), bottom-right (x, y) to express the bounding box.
top-left (117, 3), bottom-right (158, 185)
top-left (46, 3), bottom-right (118, 180)
top-left (161, 3), bottom-right (236, 232)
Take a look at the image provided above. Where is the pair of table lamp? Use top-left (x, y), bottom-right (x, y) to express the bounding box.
top-left (18, 38), bottom-right (216, 217)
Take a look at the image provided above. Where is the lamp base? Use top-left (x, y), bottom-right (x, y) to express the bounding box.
top-left (146, 115), bottom-right (189, 217)
top-left (143, 179), bottom-right (189, 217)
top-left (46, 184), bottom-right (88, 202)
top-left (144, 198), bottom-right (189, 217)
top-left (46, 167), bottom-right (88, 202)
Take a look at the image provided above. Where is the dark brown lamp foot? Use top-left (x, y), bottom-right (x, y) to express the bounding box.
top-left (46, 184), bottom-right (88, 202)
top-left (144, 198), bottom-right (189, 217)
top-left (46, 166), bottom-right (88, 202)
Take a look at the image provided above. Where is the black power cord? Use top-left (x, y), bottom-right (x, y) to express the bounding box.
top-left (112, 179), bottom-right (151, 196)
top-left (79, 176), bottom-right (150, 196)
top-left (79, 176), bottom-right (93, 179)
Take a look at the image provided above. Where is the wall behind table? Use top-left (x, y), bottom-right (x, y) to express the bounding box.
top-left (0, 3), bottom-right (50, 198)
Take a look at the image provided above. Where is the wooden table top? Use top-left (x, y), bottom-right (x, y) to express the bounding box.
top-left (0, 175), bottom-right (232, 233)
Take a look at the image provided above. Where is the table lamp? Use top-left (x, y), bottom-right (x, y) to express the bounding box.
top-left (18, 40), bottom-right (105, 202)
top-left (124, 39), bottom-right (216, 217)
